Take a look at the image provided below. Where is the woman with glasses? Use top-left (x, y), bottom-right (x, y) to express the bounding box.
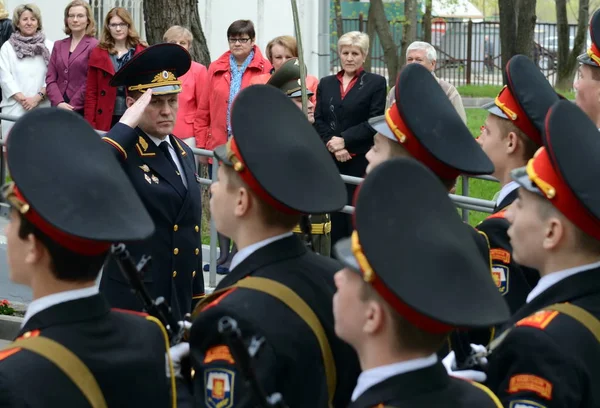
top-left (45, 0), bottom-right (98, 116)
top-left (0, 3), bottom-right (53, 139)
top-left (84, 7), bottom-right (146, 131)
top-left (194, 19), bottom-right (271, 274)
top-left (313, 31), bottom-right (386, 248)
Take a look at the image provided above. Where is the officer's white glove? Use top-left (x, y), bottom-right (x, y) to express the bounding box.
top-left (442, 344), bottom-right (488, 383)
top-left (166, 321), bottom-right (193, 379)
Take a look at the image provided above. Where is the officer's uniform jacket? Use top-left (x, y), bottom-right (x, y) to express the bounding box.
top-left (189, 235), bottom-right (361, 408)
top-left (477, 185), bottom-right (540, 315)
top-left (101, 123), bottom-right (204, 320)
top-left (486, 265), bottom-right (600, 408)
top-left (348, 362), bottom-right (501, 408)
top-left (0, 294), bottom-right (171, 407)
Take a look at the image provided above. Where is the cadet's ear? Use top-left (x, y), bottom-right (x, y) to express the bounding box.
top-left (363, 299), bottom-right (385, 335)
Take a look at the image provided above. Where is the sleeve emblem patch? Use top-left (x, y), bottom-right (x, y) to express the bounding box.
top-left (492, 265), bottom-right (509, 294)
top-left (490, 248), bottom-right (511, 263)
top-left (508, 374), bottom-right (553, 400)
top-left (205, 368), bottom-right (235, 408)
top-left (204, 345), bottom-right (235, 364)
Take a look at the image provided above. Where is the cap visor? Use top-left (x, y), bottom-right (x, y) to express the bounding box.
top-left (213, 145), bottom-right (232, 166)
top-left (333, 237), bottom-right (361, 273)
top-left (482, 100), bottom-right (508, 119)
top-left (288, 89), bottom-right (314, 98)
top-left (578, 52), bottom-right (597, 66)
top-left (511, 166), bottom-right (544, 196)
top-left (368, 115), bottom-right (395, 141)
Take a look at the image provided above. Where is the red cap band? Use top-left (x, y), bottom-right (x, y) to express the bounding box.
top-left (13, 186), bottom-right (111, 256)
top-left (495, 85), bottom-right (542, 146)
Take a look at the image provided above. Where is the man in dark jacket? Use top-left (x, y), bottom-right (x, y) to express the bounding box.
top-left (100, 43), bottom-right (205, 321)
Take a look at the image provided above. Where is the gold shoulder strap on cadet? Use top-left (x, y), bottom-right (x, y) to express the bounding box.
top-left (544, 303), bottom-right (600, 342)
top-left (3, 336), bottom-right (107, 408)
top-left (235, 277), bottom-right (337, 408)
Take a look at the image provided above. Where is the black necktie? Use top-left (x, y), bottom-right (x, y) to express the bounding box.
top-left (159, 141), bottom-right (180, 175)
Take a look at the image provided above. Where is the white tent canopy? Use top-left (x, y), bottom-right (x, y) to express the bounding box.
top-left (428, 0), bottom-right (484, 19)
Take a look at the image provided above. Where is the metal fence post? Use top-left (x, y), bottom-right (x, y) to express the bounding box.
top-left (466, 19), bottom-right (473, 85)
top-left (209, 159), bottom-right (219, 288)
top-left (461, 176), bottom-right (470, 222)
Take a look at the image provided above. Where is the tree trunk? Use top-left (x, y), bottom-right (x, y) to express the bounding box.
top-left (370, 0), bottom-right (399, 82)
top-left (333, 0), bottom-right (344, 40)
top-left (555, 0), bottom-right (589, 90)
top-left (498, 0), bottom-right (536, 83)
top-left (142, 0), bottom-right (211, 65)
top-left (423, 0), bottom-right (433, 44)
top-left (400, 0), bottom-right (418, 67)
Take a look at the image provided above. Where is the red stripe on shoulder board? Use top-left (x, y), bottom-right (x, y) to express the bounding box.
top-left (0, 347), bottom-right (21, 361)
top-left (111, 308), bottom-right (149, 317)
top-left (486, 210), bottom-right (507, 220)
top-left (203, 288), bottom-right (238, 313)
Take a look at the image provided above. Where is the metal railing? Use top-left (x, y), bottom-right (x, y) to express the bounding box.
top-left (0, 112), bottom-right (498, 288)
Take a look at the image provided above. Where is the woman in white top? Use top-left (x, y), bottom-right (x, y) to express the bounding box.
top-left (0, 3), bottom-right (53, 138)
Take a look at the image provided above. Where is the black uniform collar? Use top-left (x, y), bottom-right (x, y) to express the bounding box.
top-left (216, 235), bottom-right (307, 290)
top-left (348, 362), bottom-right (450, 408)
top-left (510, 266), bottom-right (600, 324)
top-left (19, 294), bottom-right (110, 337)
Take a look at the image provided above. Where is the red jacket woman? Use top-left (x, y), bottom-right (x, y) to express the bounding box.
top-left (84, 7), bottom-right (146, 131)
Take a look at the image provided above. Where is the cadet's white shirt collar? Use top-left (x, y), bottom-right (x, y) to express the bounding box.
top-left (351, 354), bottom-right (438, 402)
top-left (229, 232), bottom-right (294, 271)
top-left (526, 260), bottom-right (600, 303)
top-left (496, 181), bottom-right (519, 206)
top-left (22, 286), bottom-right (99, 328)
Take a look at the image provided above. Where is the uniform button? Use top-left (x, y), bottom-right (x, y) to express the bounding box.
top-left (192, 270), bottom-right (196, 278)
top-left (173, 248), bottom-right (179, 255)
top-left (173, 224), bottom-right (179, 232)
top-left (195, 225), bottom-right (199, 232)
top-left (172, 271), bottom-right (177, 278)
top-left (195, 248), bottom-right (200, 255)
top-left (23, 331), bottom-right (32, 338)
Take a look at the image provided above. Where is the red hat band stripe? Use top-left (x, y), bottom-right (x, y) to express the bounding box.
top-left (351, 231), bottom-right (454, 334)
top-left (385, 104), bottom-right (460, 180)
top-left (588, 43), bottom-right (600, 66)
top-left (528, 148), bottom-right (600, 240)
top-left (228, 138), bottom-right (300, 216)
top-left (495, 86), bottom-right (542, 146)
top-left (13, 186), bottom-right (111, 256)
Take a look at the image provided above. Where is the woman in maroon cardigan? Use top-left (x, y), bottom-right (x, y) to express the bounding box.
top-left (84, 7), bottom-right (146, 131)
top-left (45, 0), bottom-right (98, 115)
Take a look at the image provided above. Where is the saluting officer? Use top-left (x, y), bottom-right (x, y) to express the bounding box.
top-left (477, 55), bottom-right (560, 315)
top-left (333, 158), bottom-right (509, 407)
top-left (100, 44), bottom-right (204, 320)
top-left (481, 101), bottom-right (600, 407)
top-left (187, 85), bottom-right (361, 408)
top-left (266, 58), bottom-right (332, 256)
top-left (0, 108), bottom-right (172, 407)
top-left (575, 8), bottom-right (600, 128)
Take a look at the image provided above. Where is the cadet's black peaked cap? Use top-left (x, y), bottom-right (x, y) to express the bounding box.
top-left (214, 85), bottom-right (346, 214)
top-left (512, 100), bottom-right (600, 241)
top-left (5, 108), bottom-right (154, 255)
top-left (334, 158), bottom-right (509, 333)
top-left (110, 43), bottom-right (191, 95)
top-left (578, 8), bottom-right (600, 67)
top-left (369, 63), bottom-right (493, 180)
top-left (483, 55), bottom-right (560, 146)
top-left (267, 58), bottom-right (314, 97)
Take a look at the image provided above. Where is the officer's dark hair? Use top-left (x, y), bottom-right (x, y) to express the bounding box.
top-left (495, 116), bottom-right (538, 162)
top-left (223, 165), bottom-right (301, 230)
top-left (17, 213), bottom-right (107, 282)
top-left (537, 197), bottom-right (600, 255)
top-left (227, 20), bottom-right (255, 41)
top-left (360, 282), bottom-right (447, 352)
